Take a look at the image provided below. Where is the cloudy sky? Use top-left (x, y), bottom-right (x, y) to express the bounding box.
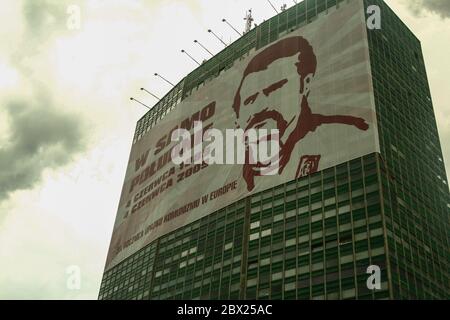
top-left (0, 0), bottom-right (449, 299)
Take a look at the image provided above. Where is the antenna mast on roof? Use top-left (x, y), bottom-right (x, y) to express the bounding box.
top-left (244, 9), bottom-right (254, 34)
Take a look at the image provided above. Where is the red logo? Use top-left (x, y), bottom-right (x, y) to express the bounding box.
top-left (296, 155), bottom-right (321, 178)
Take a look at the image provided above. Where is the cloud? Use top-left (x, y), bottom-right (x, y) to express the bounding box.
top-left (406, 0), bottom-right (450, 18)
top-left (22, 0), bottom-right (68, 39)
top-left (10, 0), bottom-right (74, 76)
top-left (0, 0), bottom-right (88, 204)
top-left (0, 92), bottom-right (86, 202)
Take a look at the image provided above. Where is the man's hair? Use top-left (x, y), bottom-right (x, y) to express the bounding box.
top-left (232, 36), bottom-right (317, 117)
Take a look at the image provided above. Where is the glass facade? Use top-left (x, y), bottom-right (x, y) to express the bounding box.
top-left (100, 0), bottom-right (449, 300)
top-left (367, 0), bottom-right (449, 299)
top-left (100, 153), bottom-right (388, 300)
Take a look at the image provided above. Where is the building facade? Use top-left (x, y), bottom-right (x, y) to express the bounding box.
top-left (99, 0), bottom-right (449, 300)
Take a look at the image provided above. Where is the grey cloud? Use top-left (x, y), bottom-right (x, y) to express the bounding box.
top-left (12, 0), bottom-right (77, 74)
top-left (0, 95), bottom-right (86, 202)
top-left (0, 1), bottom-right (88, 203)
top-left (22, 0), bottom-right (75, 38)
top-left (407, 0), bottom-right (450, 18)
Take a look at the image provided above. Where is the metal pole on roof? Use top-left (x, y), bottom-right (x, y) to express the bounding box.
top-left (194, 39), bottom-right (214, 57)
top-left (181, 49), bottom-right (201, 66)
top-left (267, 0), bottom-right (279, 14)
top-left (222, 18), bottom-right (242, 37)
top-left (130, 97), bottom-right (151, 110)
top-left (154, 73), bottom-right (175, 87)
top-left (140, 88), bottom-right (160, 100)
top-left (207, 28), bottom-right (228, 47)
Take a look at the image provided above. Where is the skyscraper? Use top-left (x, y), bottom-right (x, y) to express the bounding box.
top-left (99, 0), bottom-right (449, 300)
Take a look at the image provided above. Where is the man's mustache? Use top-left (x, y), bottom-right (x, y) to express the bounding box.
top-left (241, 108), bottom-right (296, 191)
top-left (245, 109), bottom-right (289, 137)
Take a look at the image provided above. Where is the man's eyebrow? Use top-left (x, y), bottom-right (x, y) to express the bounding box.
top-left (263, 79), bottom-right (288, 96)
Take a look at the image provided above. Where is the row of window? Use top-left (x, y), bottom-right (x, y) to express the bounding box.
top-left (367, 0), bottom-right (449, 299)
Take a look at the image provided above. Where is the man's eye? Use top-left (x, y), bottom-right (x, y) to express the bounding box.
top-left (244, 93), bottom-right (259, 105)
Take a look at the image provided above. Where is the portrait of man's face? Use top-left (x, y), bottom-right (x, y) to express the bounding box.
top-left (232, 36), bottom-right (369, 191)
top-left (236, 54), bottom-right (313, 159)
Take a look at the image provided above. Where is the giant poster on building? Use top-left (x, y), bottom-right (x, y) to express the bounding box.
top-left (105, 0), bottom-right (379, 270)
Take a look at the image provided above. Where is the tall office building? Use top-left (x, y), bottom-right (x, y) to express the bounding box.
top-left (99, 0), bottom-right (449, 300)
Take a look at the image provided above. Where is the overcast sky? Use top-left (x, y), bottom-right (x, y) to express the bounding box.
top-left (0, 0), bottom-right (449, 299)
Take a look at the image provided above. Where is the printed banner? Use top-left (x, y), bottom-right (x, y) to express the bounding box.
top-left (105, 0), bottom-right (379, 270)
